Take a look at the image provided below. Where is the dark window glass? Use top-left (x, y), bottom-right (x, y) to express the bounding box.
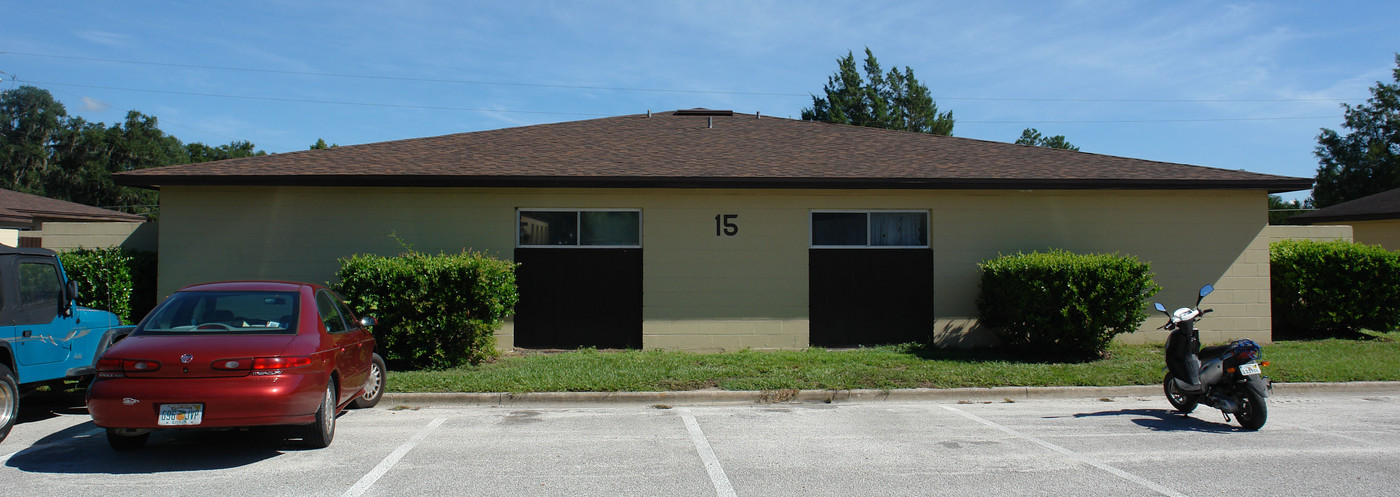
top-left (871, 212), bottom-right (928, 247)
top-left (136, 291), bottom-right (299, 335)
top-left (331, 291), bottom-right (361, 328)
top-left (316, 291), bottom-right (348, 333)
top-left (19, 262), bottom-right (62, 308)
top-left (519, 211), bottom-right (578, 246)
top-left (581, 211), bottom-right (641, 246)
top-left (812, 212), bottom-right (867, 246)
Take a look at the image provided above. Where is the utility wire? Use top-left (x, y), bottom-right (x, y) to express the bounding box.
top-left (2, 50), bottom-right (1365, 103)
top-left (25, 79), bottom-right (1341, 123)
top-left (2, 51), bottom-right (800, 97)
top-left (25, 79), bottom-right (612, 117)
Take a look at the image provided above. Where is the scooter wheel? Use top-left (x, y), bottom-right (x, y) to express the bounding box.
top-left (1236, 389), bottom-right (1267, 431)
top-left (1163, 372), bottom-right (1199, 414)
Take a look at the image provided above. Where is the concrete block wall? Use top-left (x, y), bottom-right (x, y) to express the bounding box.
top-left (158, 186), bottom-right (1280, 352)
top-left (38, 221), bottom-right (158, 251)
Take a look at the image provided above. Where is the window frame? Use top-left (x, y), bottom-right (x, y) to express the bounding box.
top-left (17, 259), bottom-right (63, 310)
top-left (316, 289), bottom-right (351, 334)
top-left (809, 209), bottom-right (930, 249)
top-left (517, 208), bottom-right (643, 249)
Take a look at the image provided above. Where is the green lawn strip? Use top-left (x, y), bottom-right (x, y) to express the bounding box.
top-left (385, 338), bottom-right (1400, 394)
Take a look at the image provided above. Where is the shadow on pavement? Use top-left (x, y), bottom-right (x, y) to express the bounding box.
top-left (5, 423), bottom-right (313, 474)
top-left (16, 389), bottom-right (89, 425)
top-left (1070, 408), bottom-right (1241, 433)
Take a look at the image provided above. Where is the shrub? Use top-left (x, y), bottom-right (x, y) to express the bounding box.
top-left (59, 248), bottom-right (158, 324)
top-left (1270, 239), bottom-right (1400, 338)
top-left (335, 250), bottom-right (519, 370)
top-left (977, 250), bottom-right (1160, 361)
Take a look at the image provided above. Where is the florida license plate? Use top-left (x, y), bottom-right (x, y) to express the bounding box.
top-left (158, 403), bottom-right (204, 426)
top-left (1240, 363), bottom-right (1262, 376)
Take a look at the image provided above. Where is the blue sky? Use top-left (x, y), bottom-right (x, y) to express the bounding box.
top-left (4, 1), bottom-right (1398, 200)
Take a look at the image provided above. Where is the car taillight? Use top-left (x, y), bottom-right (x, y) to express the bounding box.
top-left (96, 358), bottom-right (124, 377)
top-left (96, 358), bottom-right (161, 377)
top-left (251, 356), bottom-right (313, 374)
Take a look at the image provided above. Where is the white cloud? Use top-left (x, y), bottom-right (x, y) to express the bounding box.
top-left (81, 96), bottom-right (111, 112)
top-left (74, 30), bottom-right (129, 46)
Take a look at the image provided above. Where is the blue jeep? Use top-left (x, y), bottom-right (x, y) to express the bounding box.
top-left (1, 246), bottom-right (129, 444)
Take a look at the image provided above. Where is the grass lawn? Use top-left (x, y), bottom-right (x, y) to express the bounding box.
top-left (387, 332), bottom-right (1400, 394)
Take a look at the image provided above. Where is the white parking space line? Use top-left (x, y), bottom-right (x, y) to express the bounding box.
top-left (678, 408), bottom-right (737, 497)
top-left (0, 427), bottom-right (104, 464)
top-left (342, 416), bottom-right (447, 497)
top-left (941, 405), bottom-right (1188, 497)
top-left (1277, 422), bottom-right (1377, 446)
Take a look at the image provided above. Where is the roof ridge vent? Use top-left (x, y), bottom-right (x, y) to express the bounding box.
top-left (674, 108), bottom-right (734, 116)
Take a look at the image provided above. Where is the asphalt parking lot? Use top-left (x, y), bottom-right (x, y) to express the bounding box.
top-left (3, 388), bottom-right (1398, 496)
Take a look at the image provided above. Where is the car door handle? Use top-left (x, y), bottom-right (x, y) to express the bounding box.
top-left (22, 330), bottom-right (32, 338)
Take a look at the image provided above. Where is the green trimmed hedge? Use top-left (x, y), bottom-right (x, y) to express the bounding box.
top-left (335, 250), bottom-right (519, 370)
top-left (977, 250), bottom-right (1160, 360)
top-left (1271, 239), bottom-right (1400, 338)
top-left (59, 247), bottom-right (157, 324)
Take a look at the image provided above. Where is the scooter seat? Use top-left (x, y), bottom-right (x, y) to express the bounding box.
top-left (1199, 344), bottom-right (1232, 359)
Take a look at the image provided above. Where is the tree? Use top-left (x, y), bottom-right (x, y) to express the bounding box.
top-left (1, 85), bottom-right (267, 214)
top-left (801, 48), bottom-right (954, 135)
top-left (188, 140), bottom-right (264, 163)
top-left (1015, 128), bottom-right (1079, 151)
top-left (1267, 194), bottom-right (1313, 225)
top-left (1, 86), bottom-right (67, 193)
top-left (1313, 54), bottom-right (1400, 208)
top-left (310, 138), bottom-right (338, 150)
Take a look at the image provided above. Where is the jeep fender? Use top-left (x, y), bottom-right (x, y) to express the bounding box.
top-left (62, 326), bottom-right (135, 378)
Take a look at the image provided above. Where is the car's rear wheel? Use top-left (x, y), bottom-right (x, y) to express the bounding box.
top-left (106, 429), bottom-right (149, 451)
top-left (305, 380), bottom-right (337, 448)
top-left (0, 364), bottom-right (18, 443)
top-left (353, 354), bottom-right (386, 409)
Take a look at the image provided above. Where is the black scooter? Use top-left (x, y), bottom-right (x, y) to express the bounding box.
top-left (1155, 284), bottom-right (1272, 430)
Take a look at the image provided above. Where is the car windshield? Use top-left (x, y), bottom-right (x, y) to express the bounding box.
top-left (136, 291), bottom-right (298, 335)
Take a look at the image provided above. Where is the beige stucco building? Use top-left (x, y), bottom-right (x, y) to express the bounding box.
top-left (1290, 187), bottom-right (1400, 251)
top-left (117, 110), bottom-right (1312, 351)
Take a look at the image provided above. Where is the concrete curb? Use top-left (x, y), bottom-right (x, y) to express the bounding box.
top-left (380, 381), bottom-right (1400, 407)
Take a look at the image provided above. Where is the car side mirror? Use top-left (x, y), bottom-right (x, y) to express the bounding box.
top-left (63, 279), bottom-right (80, 316)
top-left (360, 315), bottom-right (377, 328)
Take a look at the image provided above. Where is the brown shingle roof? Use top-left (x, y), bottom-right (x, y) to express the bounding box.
top-left (0, 188), bottom-right (146, 226)
top-left (1290, 187), bottom-right (1400, 223)
top-left (115, 110), bottom-right (1312, 192)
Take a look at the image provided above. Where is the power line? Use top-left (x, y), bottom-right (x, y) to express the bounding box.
top-left (959, 115), bottom-right (1339, 124)
top-left (25, 79), bottom-right (612, 117)
top-left (5, 51), bottom-right (812, 97)
top-left (3, 50), bottom-right (1366, 103)
top-left (19, 78), bottom-right (1343, 124)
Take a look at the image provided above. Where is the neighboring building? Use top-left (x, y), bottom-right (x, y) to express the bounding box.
top-left (1289, 187), bottom-right (1400, 251)
top-left (114, 110), bottom-right (1311, 351)
top-left (0, 188), bottom-right (149, 249)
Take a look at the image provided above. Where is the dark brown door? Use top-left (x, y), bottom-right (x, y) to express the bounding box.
top-left (513, 248), bottom-right (642, 349)
top-left (809, 249), bottom-right (933, 346)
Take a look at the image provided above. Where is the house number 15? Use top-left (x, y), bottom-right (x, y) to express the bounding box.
top-left (715, 214), bottom-right (739, 236)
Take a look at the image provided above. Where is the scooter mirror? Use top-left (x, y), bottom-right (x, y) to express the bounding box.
top-left (1154, 302), bottom-right (1167, 313)
top-left (1199, 284), bottom-right (1214, 298)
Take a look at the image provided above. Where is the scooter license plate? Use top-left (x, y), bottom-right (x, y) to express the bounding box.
top-left (1240, 363), bottom-right (1262, 376)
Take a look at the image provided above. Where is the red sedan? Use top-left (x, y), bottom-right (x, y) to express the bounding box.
top-left (87, 281), bottom-right (386, 450)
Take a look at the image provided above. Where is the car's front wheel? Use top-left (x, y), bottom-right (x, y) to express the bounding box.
top-left (305, 380), bottom-right (337, 448)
